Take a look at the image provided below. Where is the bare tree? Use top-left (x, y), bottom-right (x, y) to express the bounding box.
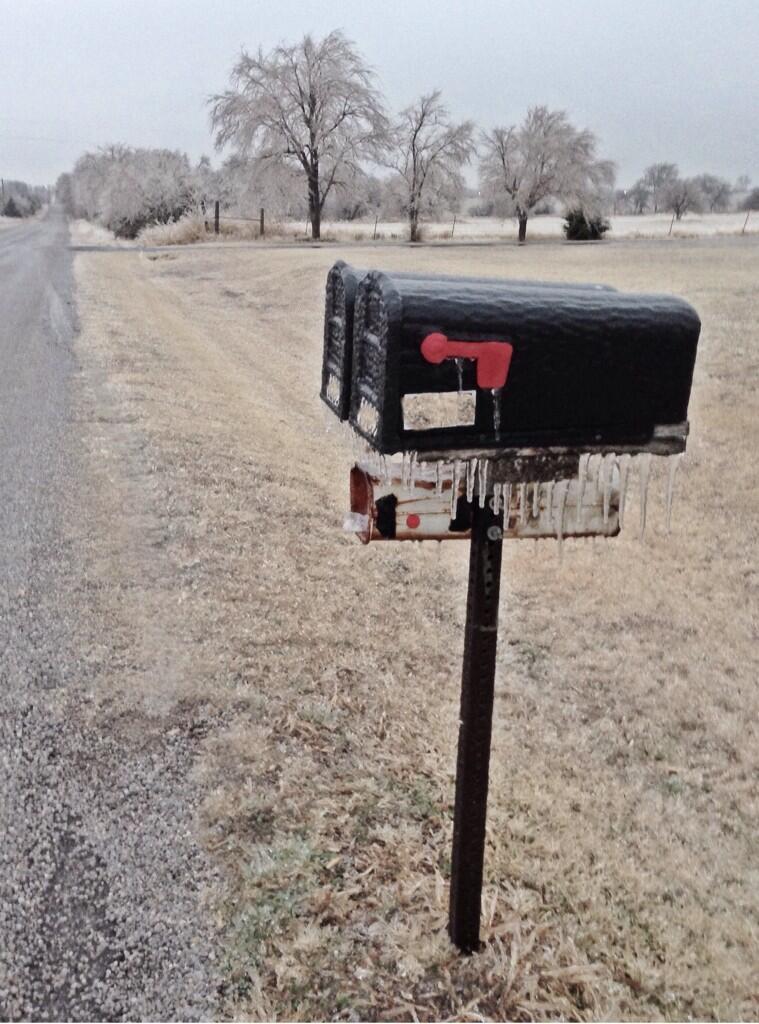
top-left (663, 177), bottom-right (704, 221)
top-left (642, 162), bottom-right (679, 213)
top-left (385, 91), bottom-right (474, 242)
top-left (480, 106), bottom-right (615, 243)
top-left (209, 30), bottom-right (388, 239)
top-left (692, 173), bottom-right (732, 212)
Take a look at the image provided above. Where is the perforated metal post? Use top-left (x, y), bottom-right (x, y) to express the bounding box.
top-left (448, 497), bottom-right (504, 953)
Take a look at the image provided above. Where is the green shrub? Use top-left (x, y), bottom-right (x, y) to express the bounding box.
top-left (2, 196), bottom-right (23, 218)
top-left (563, 208), bottom-right (610, 240)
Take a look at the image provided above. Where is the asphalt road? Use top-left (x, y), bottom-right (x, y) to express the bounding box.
top-left (0, 211), bottom-right (218, 1021)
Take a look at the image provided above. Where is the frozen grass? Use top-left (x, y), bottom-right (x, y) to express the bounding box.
top-left (139, 213), bottom-right (312, 246)
top-left (72, 236), bottom-right (759, 1020)
top-left (76, 210), bottom-right (759, 248)
top-left (68, 218), bottom-right (133, 247)
top-left (313, 212), bottom-right (758, 242)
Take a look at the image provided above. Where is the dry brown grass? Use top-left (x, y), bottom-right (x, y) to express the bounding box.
top-left (72, 235), bottom-right (759, 1020)
top-left (139, 213), bottom-right (320, 246)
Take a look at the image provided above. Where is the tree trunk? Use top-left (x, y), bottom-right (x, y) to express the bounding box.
top-left (409, 203), bottom-right (419, 243)
top-left (518, 213), bottom-right (528, 244)
top-left (308, 167), bottom-right (321, 240)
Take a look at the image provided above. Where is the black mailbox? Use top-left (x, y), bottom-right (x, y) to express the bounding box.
top-left (320, 261), bottom-right (616, 423)
top-left (321, 260), bottom-right (703, 956)
top-left (344, 270), bottom-right (700, 456)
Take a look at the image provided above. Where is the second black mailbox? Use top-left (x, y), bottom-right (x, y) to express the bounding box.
top-left (345, 270), bottom-right (700, 457)
top-left (321, 260), bottom-right (615, 423)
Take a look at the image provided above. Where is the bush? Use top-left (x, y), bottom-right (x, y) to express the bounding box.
top-left (2, 196), bottom-right (23, 218)
top-left (563, 208), bottom-right (610, 240)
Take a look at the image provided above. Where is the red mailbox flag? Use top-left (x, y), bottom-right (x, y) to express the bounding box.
top-left (420, 332), bottom-right (514, 390)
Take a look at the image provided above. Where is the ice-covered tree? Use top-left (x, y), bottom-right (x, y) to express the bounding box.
top-left (1, 180), bottom-right (46, 217)
top-left (209, 30), bottom-right (388, 240)
top-left (663, 177), bottom-right (704, 221)
top-left (479, 106), bottom-right (615, 243)
top-left (99, 148), bottom-right (193, 237)
top-left (385, 90), bottom-right (474, 241)
top-left (627, 179), bottom-right (651, 214)
top-left (642, 162), bottom-right (679, 213)
top-left (692, 173), bottom-right (732, 212)
top-left (65, 146), bottom-right (193, 237)
top-left (215, 154), bottom-right (305, 220)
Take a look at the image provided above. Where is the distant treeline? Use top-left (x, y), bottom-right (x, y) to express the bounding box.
top-left (2, 180), bottom-right (48, 218)
top-left (55, 30), bottom-right (756, 243)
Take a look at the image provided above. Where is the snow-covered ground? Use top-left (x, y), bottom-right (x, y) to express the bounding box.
top-left (314, 211), bottom-right (757, 242)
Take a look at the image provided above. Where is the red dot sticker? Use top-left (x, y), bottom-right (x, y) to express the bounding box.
top-left (406, 513), bottom-right (421, 529)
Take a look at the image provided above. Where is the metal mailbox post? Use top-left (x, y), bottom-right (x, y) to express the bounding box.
top-left (321, 263), bottom-right (701, 953)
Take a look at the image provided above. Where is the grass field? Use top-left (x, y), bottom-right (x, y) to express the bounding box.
top-left (71, 233), bottom-right (758, 1020)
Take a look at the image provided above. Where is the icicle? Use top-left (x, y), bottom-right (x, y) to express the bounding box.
top-left (478, 459), bottom-right (489, 508)
top-left (503, 483), bottom-right (512, 527)
top-left (490, 388), bottom-right (502, 438)
top-left (597, 453), bottom-right (608, 507)
top-left (532, 482), bottom-right (540, 518)
top-left (576, 453), bottom-right (590, 527)
top-left (665, 453), bottom-right (683, 533)
top-left (618, 454), bottom-right (631, 527)
top-left (638, 453), bottom-right (652, 539)
top-left (602, 452), bottom-right (614, 524)
top-left (555, 480), bottom-right (570, 562)
top-left (451, 460), bottom-right (462, 518)
top-left (519, 482), bottom-right (527, 524)
top-left (435, 459), bottom-right (443, 496)
top-left (589, 453), bottom-right (603, 500)
top-left (545, 480), bottom-right (554, 522)
top-left (466, 458), bottom-right (477, 503)
top-left (492, 482), bottom-right (502, 516)
top-left (455, 358), bottom-right (464, 394)
top-left (409, 451), bottom-right (418, 489)
top-left (454, 358), bottom-right (465, 416)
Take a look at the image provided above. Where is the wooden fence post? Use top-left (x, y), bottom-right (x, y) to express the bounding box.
top-left (214, 200), bottom-right (220, 235)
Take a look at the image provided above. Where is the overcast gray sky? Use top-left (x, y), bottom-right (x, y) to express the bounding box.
top-left (2, 0), bottom-right (757, 187)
